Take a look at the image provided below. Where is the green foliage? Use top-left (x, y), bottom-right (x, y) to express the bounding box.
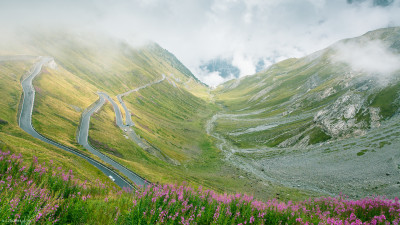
top-left (0, 150), bottom-right (120, 224)
top-left (357, 149), bottom-right (368, 156)
top-left (213, 28), bottom-right (400, 149)
top-left (308, 127), bottom-right (331, 145)
top-left (2, 141), bottom-right (399, 224)
top-left (370, 83), bottom-right (400, 119)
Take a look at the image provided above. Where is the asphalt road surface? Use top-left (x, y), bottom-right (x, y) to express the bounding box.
top-left (77, 92), bottom-right (147, 187)
top-left (116, 74), bottom-right (165, 127)
top-left (18, 57), bottom-right (135, 189)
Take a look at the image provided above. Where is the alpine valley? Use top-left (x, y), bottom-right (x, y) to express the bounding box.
top-left (1, 27), bottom-right (400, 224)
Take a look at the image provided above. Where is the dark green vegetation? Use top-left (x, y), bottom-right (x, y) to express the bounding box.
top-left (369, 82), bottom-right (400, 119)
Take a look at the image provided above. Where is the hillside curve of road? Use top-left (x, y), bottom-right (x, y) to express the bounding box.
top-left (113, 75), bottom-right (179, 165)
top-left (77, 92), bottom-right (147, 187)
top-left (18, 57), bottom-right (135, 189)
top-left (116, 74), bottom-right (166, 127)
top-left (76, 75), bottom-right (169, 186)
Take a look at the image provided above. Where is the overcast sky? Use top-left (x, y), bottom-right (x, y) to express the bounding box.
top-left (1, 0), bottom-right (400, 86)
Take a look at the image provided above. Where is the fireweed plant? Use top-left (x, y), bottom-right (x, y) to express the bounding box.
top-left (0, 150), bottom-right (399, 224)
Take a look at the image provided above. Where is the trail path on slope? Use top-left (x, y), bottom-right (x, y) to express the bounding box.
top-left (18, 57), bottom-right (134, 189)
top-left (205, 112), bottom-right (333, 195)
top-left (206, 105), bottom-right (400, 198)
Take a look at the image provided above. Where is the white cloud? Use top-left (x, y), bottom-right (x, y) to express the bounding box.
top-left (1, 0), bottom-right (400, 85)
top-left (196, 71), bottom-right (234, 88)
top-left (232, 53), bottom-right (256, 77)
top-left (332, 39), bottom-right (400, 76)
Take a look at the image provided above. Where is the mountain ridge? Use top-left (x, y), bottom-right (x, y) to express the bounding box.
top-left (0, 30), bottom-right (301, 202)
top-left (1, 26), bottom-right (400, 201)
top-left (214, 26), bottom-right (400, 148)
top-left (208, 26), bottom-right (400, 198)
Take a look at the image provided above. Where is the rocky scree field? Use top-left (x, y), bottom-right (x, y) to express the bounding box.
top-left (211, 27), bottom-right (400, 199)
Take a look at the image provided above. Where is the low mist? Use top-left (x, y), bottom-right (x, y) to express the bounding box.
top-left (1, 0), bottom-right (400, 86)
top-left (332, 39), bottom-right (400, 82)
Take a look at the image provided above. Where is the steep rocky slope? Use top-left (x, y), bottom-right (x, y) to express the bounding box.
top-left (214, 27), bottom-right (400, 148)
top-left (211, 27), bottom-right (400, 198)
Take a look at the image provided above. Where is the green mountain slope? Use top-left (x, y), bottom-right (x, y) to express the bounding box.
top-left (0, 30), bottom-right (310, 201)
top-left (210, 27), bottom-right (400, 198)
top-left (3, 27), bottom-right (399, 200)
top-left (0, 59), bottom-right (118, 186)
top-left (214, 27), bottom-right (400, 148)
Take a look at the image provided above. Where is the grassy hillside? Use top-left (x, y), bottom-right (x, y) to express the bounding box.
top-left (88, 87), bottom-right (311, 201)
top-left (0, 60), bottom-right (34, 126)
top-left (32, 64), bottom-right (99, 149)
top-left (3, 27), bottom-right (399, 203)
top-left (206, 27), bottom-right (400, 199)
top-left (0, 31), bottom-right (314, 201)
top-left (0, 60), bottom-right (118, 185)
top-left (88, 102), bottom-right (173, 183)
top-left (213, 27), bottom-right (400, 148)
top-left (123, 80), bottom-right (213, 161)
top-left (1, 151), bottom-right (398, 224)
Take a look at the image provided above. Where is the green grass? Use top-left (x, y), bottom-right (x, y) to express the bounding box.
top-left (8, 29), bottom-right (400, 205)
top-left (1, 151), bottom-right (398, 224)
top-left (88, 81), bottom-right (314, 201)
top-left (89, 101), bottom-right (172, 182)
top-left (307, 127), bottom-right (331, 145)
top-left (357, 149), bottom-right (368, 156)
top-left (379, 141), bottom-right (390, 148)
top-left (212, 32), bottom-right (400, 149)
top-left (369, 83), bottom-right (400, 119)
top-left (123, 81), bottom-right (213, 161)
top-left (32, 66), bottom-right (98, 149)
top-left (0, 61), bottom-right (34, 125)
top-left (0, 60), bottom-right (119, 185)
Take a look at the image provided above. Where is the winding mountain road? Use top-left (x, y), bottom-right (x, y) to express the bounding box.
top-left (97, 92), bottom-right (149, 149)
top-left (76, 75), bottom-right (170, 186)
top-left (19, 57), bottom-right (134, 189)
top-left (112, 74), bottom-right (179, 164)
top-left (20, 58), bottom-right (170, 189)
top-left (116, 74), bottom-right (165, 127)
top-left (77, 92), bottom-right (147, 187)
